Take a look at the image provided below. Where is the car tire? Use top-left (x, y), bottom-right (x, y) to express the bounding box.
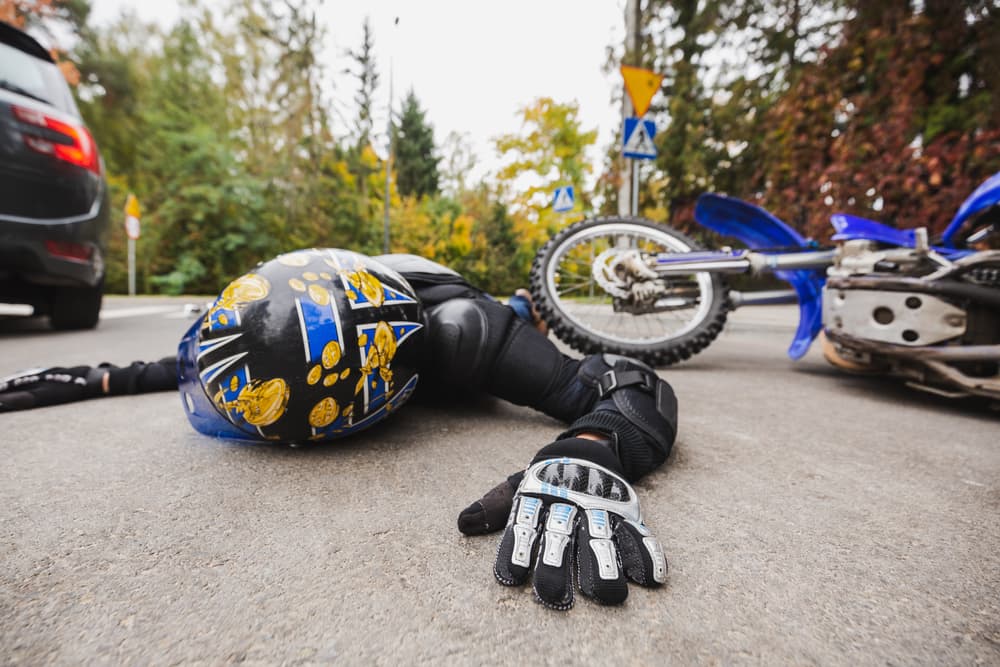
top-left (50, 279), bottom-right (103, 330)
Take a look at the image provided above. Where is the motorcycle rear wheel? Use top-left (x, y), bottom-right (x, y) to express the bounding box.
top-left (530, 217), bottom-right (730, 366)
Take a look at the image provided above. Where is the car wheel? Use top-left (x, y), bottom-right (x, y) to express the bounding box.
top-left (50, 279), bottom-right (103, 330)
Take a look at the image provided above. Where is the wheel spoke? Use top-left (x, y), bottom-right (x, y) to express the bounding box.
top-left (555, 281), bottom-right (596, 297)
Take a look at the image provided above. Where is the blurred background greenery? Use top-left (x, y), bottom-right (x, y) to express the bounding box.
top-left (4, 0), bottom-right (998, 295)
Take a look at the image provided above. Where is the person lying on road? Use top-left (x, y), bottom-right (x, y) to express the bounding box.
top-left (0, 248), bottom-right (676, 611)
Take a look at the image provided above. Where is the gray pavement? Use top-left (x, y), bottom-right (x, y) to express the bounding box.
top-left (1, 297), bottom-right (998, 665)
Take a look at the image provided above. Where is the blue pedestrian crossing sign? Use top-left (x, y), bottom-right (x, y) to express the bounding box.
top-left (623, 118), bottom-right (657, 160)
top-left (553, 185), bottom-right (575, 212)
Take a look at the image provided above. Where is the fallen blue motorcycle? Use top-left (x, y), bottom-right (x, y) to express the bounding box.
top-left (530, 172), bottom-right (1000, 401)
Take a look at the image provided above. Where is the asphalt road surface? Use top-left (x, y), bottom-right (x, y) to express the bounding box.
top-left (2, 297), bottom-right (998, 665)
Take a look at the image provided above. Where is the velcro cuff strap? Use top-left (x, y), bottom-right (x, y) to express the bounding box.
top-left (597, 368), bottom-right (656, 399)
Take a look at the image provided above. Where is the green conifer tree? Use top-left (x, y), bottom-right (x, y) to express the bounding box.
top-left (393, 90), bottom-right (440, 198)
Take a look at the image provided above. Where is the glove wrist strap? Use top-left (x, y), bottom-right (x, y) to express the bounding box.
top-left (560, 356), bottom-right (678, 482)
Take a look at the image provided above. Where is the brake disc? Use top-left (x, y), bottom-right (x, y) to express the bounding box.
top-left (591, 248), bottom-right (632, 299)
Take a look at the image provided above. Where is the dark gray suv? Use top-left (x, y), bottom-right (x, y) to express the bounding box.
top-left (0, 21), bottom-right (109, 329)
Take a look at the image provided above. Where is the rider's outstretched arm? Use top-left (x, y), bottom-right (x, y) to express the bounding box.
top-left (424, 295), bottom-right (677, 462)
top-left (421, 291), bottom-right (678, 610)
top-left (431, 306), bottom-right (678, 610)
top-left (0, 358), bottom-right (177, 412)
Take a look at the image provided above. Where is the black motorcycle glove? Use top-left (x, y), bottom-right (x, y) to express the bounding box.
top-left (490, 437), bottom-right (667, 611)
top-left (0, 358), bottom-right (177, 412)
top-left (459, 354), bottom-right (675, 609)
top-left (0, 365), bottom-right (104, 411)
top-left (457, 470), bottom-right (525, 536)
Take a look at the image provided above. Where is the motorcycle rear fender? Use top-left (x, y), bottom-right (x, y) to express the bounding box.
top-left (941, 171), bottom-right (1000, 248)
top-left (695, 193), bottom-right (810, 248)
top-left (695, 193), bottom-right (825, 360)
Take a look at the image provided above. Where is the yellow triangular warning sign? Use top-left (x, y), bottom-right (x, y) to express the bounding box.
top-left (620, 65), bottom-right (664, 117)
top-left (124, 193), bottom-right (141, 219)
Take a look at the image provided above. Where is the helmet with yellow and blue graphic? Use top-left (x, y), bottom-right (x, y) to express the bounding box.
top-left (177, 249), bottom-right (425, 443)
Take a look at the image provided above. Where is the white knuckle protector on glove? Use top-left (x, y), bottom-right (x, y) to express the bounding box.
top-left (493, 456), bottom-right (667, 610)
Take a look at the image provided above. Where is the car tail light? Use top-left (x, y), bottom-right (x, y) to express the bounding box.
top-left (45, 239), bottom-right (94, 262)
top-left (12, 105), bottom-right (102, 175)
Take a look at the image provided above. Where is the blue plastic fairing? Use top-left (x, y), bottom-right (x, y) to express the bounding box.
top-left (694, 193), bottom-right (826, 359)
top-left (941, 171), bottom-right (1000, 248)
top-left (830, 213), bottom-right (917, 246)
top-left (830, 213), bottom-right (976, 261)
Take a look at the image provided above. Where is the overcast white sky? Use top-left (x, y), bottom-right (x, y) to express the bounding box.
top-left (88, 0), bottom-right (628, 182)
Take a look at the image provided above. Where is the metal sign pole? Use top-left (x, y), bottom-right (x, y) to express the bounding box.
top-left (619, 0), bottom-right (639, 218)
top-left (124, 194), bottom-right (142, 297)
top-left (631, 159), bottom-right (639, 217)
top-left (127, 237), bottom-right (136, 297)
top-left (383, 59), bottom-right (392, 254)
top-left (383, 18), bottom-right (399, 254)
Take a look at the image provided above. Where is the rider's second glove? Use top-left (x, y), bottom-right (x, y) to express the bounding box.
top-left (0, 366), bottom-right (103, 411)
top-left (0, 358), bottom-right (177, 412)
top-left (493, 437), bottom-right (667, 610)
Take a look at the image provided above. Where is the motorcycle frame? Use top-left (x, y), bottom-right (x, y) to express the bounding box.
top-left (640, 173), bottom-right (1000, 360)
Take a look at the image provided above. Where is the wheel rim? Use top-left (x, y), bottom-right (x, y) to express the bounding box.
top-left (544, 223), bottom-right (716, 346)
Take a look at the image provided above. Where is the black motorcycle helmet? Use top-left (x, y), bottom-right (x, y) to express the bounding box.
top-left (178, 249), bottom-right (425, 443)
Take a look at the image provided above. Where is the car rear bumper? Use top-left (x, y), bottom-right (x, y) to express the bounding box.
top-left (0, 196), bottom-right (108, 290)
